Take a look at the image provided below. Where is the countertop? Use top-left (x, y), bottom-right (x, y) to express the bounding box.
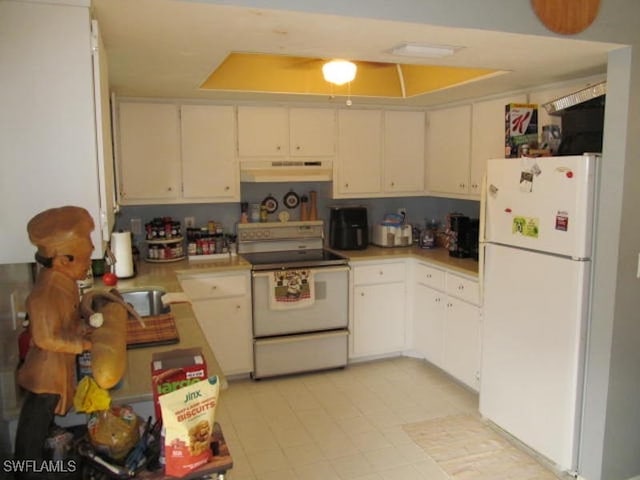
top-left (330, 245), bottom-right (479, 277)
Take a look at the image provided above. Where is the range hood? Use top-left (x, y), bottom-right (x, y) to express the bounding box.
top-left (240, 160), bottom-right (333, 183)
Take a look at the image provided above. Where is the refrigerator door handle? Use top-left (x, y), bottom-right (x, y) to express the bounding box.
top-left (478, 172), bottom-right (488, 302)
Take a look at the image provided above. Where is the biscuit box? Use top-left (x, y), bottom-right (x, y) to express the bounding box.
top-left (505, 103), bottom-right (538, 157)
top-left (151, 347), bottom-right (208, 422)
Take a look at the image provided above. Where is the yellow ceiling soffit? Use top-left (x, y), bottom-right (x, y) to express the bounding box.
top-left (200, 53), bottom-right (501, 98)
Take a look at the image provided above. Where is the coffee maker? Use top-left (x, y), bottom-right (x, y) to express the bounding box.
top-left (447, 214), bottom-right (479, 259)
top-left (329, 206), bottom-right (368, 250)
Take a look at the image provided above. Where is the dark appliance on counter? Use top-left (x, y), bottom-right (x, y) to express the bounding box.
top-left (329, 206), bottom-right (368, 250)
top-left (543, 81), bottom-right (605, 156)
top-left (448, 214), bottom-right (479, 259)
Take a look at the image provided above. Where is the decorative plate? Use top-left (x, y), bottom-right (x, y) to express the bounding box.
top-left (283, 190), bottom-right (300, 209)
top-left (261, 194), bottom-right (279, 213)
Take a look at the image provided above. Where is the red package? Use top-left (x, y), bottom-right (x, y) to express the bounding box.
top-left (151, 348), bottom-right (207, 423)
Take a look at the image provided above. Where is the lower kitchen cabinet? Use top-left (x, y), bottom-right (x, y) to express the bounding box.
top-left (412, 262), bottom-right (481, 390)
top-left (178, 271), bottom-right (253, 376)
top-left (351, 261), bottom-right (406, 358)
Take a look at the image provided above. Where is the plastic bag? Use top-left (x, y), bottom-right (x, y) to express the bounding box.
top-left (87, 405), bottom-right (141, 461)
top-left (73, 376), bottom-right (111, 413)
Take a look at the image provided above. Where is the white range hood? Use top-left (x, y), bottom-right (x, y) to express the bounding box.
top-left (240, 160), bottom-right (333, 183)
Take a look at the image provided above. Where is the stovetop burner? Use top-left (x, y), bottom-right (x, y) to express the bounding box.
top-left (241, 249), bottom-right (348, 271)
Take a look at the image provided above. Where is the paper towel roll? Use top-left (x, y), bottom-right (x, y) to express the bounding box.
top-left (111, 232), bottom-right (134, 278)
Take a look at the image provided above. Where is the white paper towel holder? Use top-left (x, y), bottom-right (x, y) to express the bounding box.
top-left (111, 231), bottom-right (135, 279)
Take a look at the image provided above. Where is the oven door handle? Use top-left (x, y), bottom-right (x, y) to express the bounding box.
top-left (252, 265), bottom-right (350, 278)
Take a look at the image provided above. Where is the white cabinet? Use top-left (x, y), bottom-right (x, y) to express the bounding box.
top-left (426, 94), bottom-right (527, 197)
top-left (426, 105), bottom-right (472, 196)
top-left (179, 271), bottom-right (253, 376)
top-left (470, 94), bottom-right (528, 194)
top-left (383, 111), bottom-right (425, 194)
top-left (289, 107), bottom-right (336, 157)
top-left (0, 2), bottom-right (115, 263)
top-left (180, 105), bottom-right (238, 200)
top-left (351, 261), bottom-right (406, 358)
top-left (117, 102), bottom-right (181, 203)
top-left (237, 106), bottom-right (335, 158)
top-left (116, 102), bottom-right (239, 204)
top-left (335, 109), bottom-right (383, 197)
top-left (412, 261), bottom-right (481, 390)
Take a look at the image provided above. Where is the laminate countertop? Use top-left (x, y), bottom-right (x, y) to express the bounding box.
top-left (330, 245), bottom-right (480, 277)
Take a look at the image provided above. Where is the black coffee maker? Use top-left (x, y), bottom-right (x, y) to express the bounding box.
top-left (329, 206), bottom-right (368, 250)
top-left (448, 214), bottom-right (479, 259)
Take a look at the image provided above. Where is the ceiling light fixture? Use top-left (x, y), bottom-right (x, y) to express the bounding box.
top-left (322, 60), bottom-right (357, 85)
top-left (390, 43), bottom-right (461, 58)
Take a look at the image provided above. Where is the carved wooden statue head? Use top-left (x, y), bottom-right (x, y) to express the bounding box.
top-left (27, 206), bottom-right (95, 281)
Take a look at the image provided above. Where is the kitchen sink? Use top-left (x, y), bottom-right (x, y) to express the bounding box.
top-left (120, 288), bottom-right (170, 317)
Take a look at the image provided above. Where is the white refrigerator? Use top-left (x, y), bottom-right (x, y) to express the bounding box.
top-left (479, 154), bottom-right (599, 473)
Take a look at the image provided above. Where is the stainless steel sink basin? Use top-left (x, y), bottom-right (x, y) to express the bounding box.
top-left (120, 288), bottom-right (170, 317)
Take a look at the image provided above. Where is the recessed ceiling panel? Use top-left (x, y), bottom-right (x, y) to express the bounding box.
top-left (201, 53), bottom-right (503, 98)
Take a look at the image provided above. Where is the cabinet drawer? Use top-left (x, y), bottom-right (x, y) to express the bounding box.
top-left (414, 263), bottom-right (445, 290)
top-left (445, 273), bottom-right (480, 305)
top-left (353, 262), bottom-right (405, 285)
top-left (179, 274), bottom-right (247, 300)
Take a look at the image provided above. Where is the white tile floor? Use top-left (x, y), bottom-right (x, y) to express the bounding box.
top-left (215, 356), bottom-right (508, 480)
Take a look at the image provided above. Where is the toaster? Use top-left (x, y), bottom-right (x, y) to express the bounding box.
top-left (372, 224), bottom-right (412, 247)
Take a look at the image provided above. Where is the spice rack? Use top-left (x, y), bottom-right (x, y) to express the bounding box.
top-left (145, 237), bottom-right (185, 263)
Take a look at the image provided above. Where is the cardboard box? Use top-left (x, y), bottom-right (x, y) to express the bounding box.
top-left (505, 103), bottom-right (538, 157)
top-left (151, 347), bottom-right (208, 422)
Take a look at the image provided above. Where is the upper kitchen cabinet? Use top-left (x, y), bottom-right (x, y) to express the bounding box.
top-left (383, 110), bottom-right (425, 194)
top-left (426, 104), bottom-right (472, 197)
top-left (117, 102), bottom-right (181, 203)
top-left (426, 93), bottom-right (526, 198)
top-left (116, 102), bottom-right (239, 204)
top-left (334, 109), bottom-right (383, 197)
top-left (0, 1), bottom-right (115, 263)
top-left (180, 105), bottom-right (238, 201)
top-left (237, 106), bottom-right (335, 158)
top-left (470, 93), bottom-right (527, 194)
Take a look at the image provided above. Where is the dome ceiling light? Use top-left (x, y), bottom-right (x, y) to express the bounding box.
top-left (322, 60), bottom-right (357, 86)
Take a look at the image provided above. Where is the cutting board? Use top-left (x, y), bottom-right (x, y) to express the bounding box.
top-left (126, 313), bottom-right (180, 349)
top-left (531, 0), bottom-right (600, 35)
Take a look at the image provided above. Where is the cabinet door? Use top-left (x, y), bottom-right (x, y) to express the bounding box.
top-left (181, 105), bottom-right (238, 201)
top-left (413, 283), bottom-right (446, 368)
top-left (443, 297), bottom-right (481, 390)
top-left (383, 111), bottom-right (425, 193)
top-left (470, 94), bottom-right (527, 195)
top-left (289, 107), bottom-right (335, 156)
top-left (425, 105), bottom-right (472, 195)
top-left (0, 2), bottom-right (105, 263)
top-left (117, 102), bottom-right (181, 202)
top-left (353, 282), bottom-right (405, 356)
top-left (336, 109), bottom-right (382, 196)
top-left (191, 297), bottom-right (253, 376)
top-left (237, 106), bottom-right (288, 157)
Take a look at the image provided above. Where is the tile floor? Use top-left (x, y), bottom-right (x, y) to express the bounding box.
top-left (215, 357), bottom-right (561, 480)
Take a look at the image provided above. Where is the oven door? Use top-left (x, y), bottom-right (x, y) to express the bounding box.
top-left (252, 265), bottom-right (349, 337)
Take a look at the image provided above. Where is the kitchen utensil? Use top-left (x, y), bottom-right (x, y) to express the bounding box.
top-left (261, 194), bottom-right (278, 213)
top-left (300, 195), bottom-right (309, 221)
top-left (309, 190), bottom-right (318, 220)
top-left (283, 190), bottom-right (300, 209)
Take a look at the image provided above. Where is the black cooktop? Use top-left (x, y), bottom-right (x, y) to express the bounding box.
top-left (241, 249), bottom-right (348, 271)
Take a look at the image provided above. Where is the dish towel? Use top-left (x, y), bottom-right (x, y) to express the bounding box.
top-left (269, 269), bottom-right (315, 310)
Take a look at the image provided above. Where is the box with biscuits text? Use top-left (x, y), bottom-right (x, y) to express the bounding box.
top-left (151, 347), bottom-right (208, 422)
